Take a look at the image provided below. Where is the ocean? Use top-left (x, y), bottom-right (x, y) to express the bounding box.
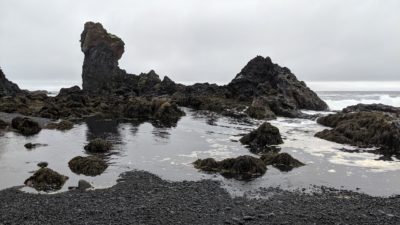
top-left (0, 91), bottom-right (399, 197)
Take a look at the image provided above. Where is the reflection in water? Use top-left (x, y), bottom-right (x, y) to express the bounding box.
top-left (1, 108), bottom-right (400, 196)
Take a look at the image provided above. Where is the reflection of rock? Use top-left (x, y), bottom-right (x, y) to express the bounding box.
top-left (24, 143), bottom-right (48, 149)
top-left (84, 138), bottom-right (112, 153)
top-left (240, 122), bottom-right (283, 153)
top-left (315, 109), bottom-right (400, 156)
top-left (11, 117), bottom-right (41, 136)
top-left (194, 155), bottom-right (267, 180)
top-left (46, 120), bottom-right (74, 131)
top-left (261, 152), bottom-right (304, 172)
top-left (68, 156), bottom-right (108, 176)
top-left (24, 168), bottom-right (68, 192)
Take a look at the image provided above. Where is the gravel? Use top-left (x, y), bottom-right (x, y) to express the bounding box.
top-left (0, 170), bottom-right (399, 225)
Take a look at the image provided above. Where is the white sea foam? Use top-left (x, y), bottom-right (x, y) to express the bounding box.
top-left (323, 94), bottom-right (400, 111)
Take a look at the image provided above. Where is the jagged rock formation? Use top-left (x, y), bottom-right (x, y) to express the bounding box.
top-left (80, 22), bottom-right (327, 118)
top-left (315, 104), bottom-right (400, 156)
top-left (0, 68), bottom-right (21, 97)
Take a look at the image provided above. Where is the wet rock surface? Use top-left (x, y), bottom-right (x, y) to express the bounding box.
top-left (46, 120), bottom-right (74, 130)
top-left (261, 152), bottom-right (305, 171)
top-left (11, 117), bottom-right (41, 136)
top-left (24, 167), bottom-right (68, 192)
top-left (240, 122), bottom-right (283, 153)
top-left (1, 170), bottom-right (399, 225)
top-left (24, 143), bottom-right (48, 149)
top-left (68, 156), bottom-right (108, 176)
top-left (315, 105), bottom-right (400, 156)
top-left (84, 138), bottom-right (112, 153)
top-left (194, 155), bottom-right (267, 180)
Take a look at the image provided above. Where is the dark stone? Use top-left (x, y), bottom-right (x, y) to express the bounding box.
top-left (68, 156), bottom-right (108, 176)
top-left (0, 68), bottom-right (21, 97)
top-left (240, 122), bottom-right (283, 152)
top-left (11, 117), bottom-right (41, 136)
top-left (260, 152), bottom-right (305, 171)
top-left (342, 103), bottom-right (400, 114)
top-left (78, 179), bottom-right (92, 190)
top-left (315, 110), bottom-right (400, 156)
top-left (84, 138), bottom-right (112, 153)
top-left (24, 168), bottom-right (68, 192)
top-left (37, 162), bottom-right (48, 168)
top-left (193, 155), bottom-right (267, 180)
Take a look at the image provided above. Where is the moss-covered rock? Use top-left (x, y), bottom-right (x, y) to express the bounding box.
top-left (24, 167), bottom-right (68, 192)
top-left (315, 110), bottom-right (400, 156)
top-left (68, 156), bottom-right (108, 176)
top-left (11, 117), bottom-right (41, 136)
top-left (193, 155), bottom-right (267, 180)
top-left (240, 122), bottom-right (283, 153)
top-left (261, 152), bottom-right (304, 172)
top-left (84, 138), bottom-right (112, 153)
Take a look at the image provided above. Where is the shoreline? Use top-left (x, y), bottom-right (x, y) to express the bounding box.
top-left (1, 170), bottom-right (399, 225)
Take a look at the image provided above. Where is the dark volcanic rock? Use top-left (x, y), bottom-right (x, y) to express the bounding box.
top-left (11, 117), bottom-right (41, 136)
top-left (24, 167), bottom-right (68, 192)
top-left (261, 152), bottom-right (305, 171)
top-left (228, 56), bottom-right (328, 111)
top-left (343, 103), bottom-right (400, 114)
top-left (240, 122), bottom-right (283, 153)
top-left (0, 68), bottom-right (21, 97)
top-left (37, 162), bottom-right (48, 168)
top-left (194, 155), bottom-right (267, 180)
top-left (315, 109), bottom-right (400, 156)
top-left (68, 156), bottom-right (108, 176)
top-left (84, 138), bottom-right (112, 153)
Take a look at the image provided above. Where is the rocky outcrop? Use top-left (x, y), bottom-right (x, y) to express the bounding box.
top-left (240, 122), bottom-right (283, 153)
top-left (0, 68), bottom-right (21, 97)
top-left (315, 105), bottom-right (400, 156)
top-left (24, 167), bottom-right (68, 192)
top-left (68, 156), bottom-right (108, 176)
top-left (342, 103), bottom-right (400, 114)
top-left (11, 117), bottom-right (41, 136)
top-left (79, 22), bottom-right (327, 119)
top-left (84, 138), bottom-right (112, 153)
top-left (194, 155), bottom-right (267, 180)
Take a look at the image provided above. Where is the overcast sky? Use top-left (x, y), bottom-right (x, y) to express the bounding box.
top-left (0, 0), bottom-right (399, 91)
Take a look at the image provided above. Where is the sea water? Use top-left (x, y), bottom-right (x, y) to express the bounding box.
top-left (0, 91), bottom-right (400, 196)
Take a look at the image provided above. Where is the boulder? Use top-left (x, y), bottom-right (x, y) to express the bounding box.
top-left (78, 179), bottom-right (92, 190)
top-left (315, 110), bottom-right (400, 156)
top-left (24, 168), bottom-right (68, 192)
top-left (68, 156), bottom-right (108, 176)
top-left (84, 138), bottom-right (112, 153)
top-left (260, 152), bottom-right (305, 171)
top-left (11, 117), bottom-right (41, 136)
top-left (240, 122), bottom-right (283, 153)
top-left (193, 155), bottom-right (267, 180)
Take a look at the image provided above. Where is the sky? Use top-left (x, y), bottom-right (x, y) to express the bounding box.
top-left (0, 0), bottom-right (399, 91)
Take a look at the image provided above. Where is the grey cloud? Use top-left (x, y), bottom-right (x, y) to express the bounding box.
top-left (0, 0), bottom-right (399, 90)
